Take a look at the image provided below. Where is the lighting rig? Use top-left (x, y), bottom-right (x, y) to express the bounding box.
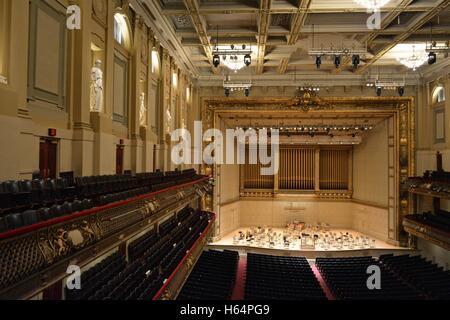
top-left (236, 125), bottom-right (374, 134)
top-left (366, 79), bottom-right (406, 97)
top-left (309, 48), bottom-right (367, 69)
top-left (223, 77), bottom-right (252, 97)
top-left (212, 44), bottom-right (252, 72)
top-left (426, 41), bottom-right (450, 65)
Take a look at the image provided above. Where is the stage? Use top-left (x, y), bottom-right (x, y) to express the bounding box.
top-left (208, 227), bottom-right (415, 259)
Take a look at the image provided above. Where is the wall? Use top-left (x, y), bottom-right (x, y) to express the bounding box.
top-left (353, 119), bottom-right (389, 207)
top-left (217, 199), bottom-right (390, 242)
top-left (0, 0), bottom-right (199, 180)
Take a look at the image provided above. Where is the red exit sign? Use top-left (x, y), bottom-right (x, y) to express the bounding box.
top-left (48, 128), bottom-right (57, 137)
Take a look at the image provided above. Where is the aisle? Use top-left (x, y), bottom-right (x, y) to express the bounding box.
top-left (230, 256), bottom-right (247, 300)
top-left (311, 264), bottom-right (335, 300)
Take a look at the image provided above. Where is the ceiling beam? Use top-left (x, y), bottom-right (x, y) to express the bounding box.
top-left (256, 0), bottom-right (272, 74)
top-left (277, 0), bottom-right (312, 74)
top-left (162, 6), bottom-right (436, 15)
top-left (182, 0), bottom-right (219, 74)
top-left (332, 0), bottom-right (414, 74)
top-left (357, 0), bottom-right (450, 74)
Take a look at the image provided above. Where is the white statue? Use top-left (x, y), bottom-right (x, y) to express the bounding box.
top-left (166, 106), bottom-right (172, 133)
top-left (90, 60), bottom-right (103, 112)
top-left (139, 93), bottom-right (147, 127)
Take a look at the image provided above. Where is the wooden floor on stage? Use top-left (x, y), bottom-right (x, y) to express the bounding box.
top-left (208, 227), bottom-right (415, 258)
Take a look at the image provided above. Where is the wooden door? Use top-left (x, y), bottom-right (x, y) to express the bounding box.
top-left (39, 139), bottom-right (58, 179)
top-left (116, 146), bottom-right (124, 175)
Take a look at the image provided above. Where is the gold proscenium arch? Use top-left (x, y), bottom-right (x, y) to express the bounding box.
top-left (201, 97), bottom-right (415, 246)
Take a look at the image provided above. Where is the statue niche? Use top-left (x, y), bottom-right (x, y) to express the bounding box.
top-left (90, 60), bottom-right (104, 112)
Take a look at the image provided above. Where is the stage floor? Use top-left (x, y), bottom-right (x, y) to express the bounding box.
top-left (208, 227), bottom-right (414, 258)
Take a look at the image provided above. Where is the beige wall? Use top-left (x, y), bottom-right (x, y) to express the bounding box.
top-left (353, 119), bottom-right (389, 207)
top-left (0, 0), bottom-right (199, 180)
top-left (218, 198), bottom-right (389, 242)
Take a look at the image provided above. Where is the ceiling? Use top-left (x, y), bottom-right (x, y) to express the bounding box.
top-left (143, 0), bottom-right (450, 85)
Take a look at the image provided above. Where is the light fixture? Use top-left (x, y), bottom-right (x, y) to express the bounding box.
top-left (334, 55), bottom-right (341, 68)
top-left (352, 55), bottom-right (360, 69)
top-left (244, 54), bottom-right (252, 67)
top-left (428, 52), bottom-right (437, 65)
top-left (315, 56), bottom-right (322, 69)
top-left (396, 45), bottom-right (428, 71)
top-left (398, 86), bottom-right (405, 97)
top-left (244, 88), bottom-right (251, 97)
top-left (353, 0), bottom-right (391, 11)
top-left (224, 88), bottom-right (230, 97)
top-left (376, 86), bottom-right (382, 97)
top-left (213, 54), bottom-right (220, 68)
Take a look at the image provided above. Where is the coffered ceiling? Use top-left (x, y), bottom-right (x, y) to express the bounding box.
top-left (140, 0), bottom-right (450, 85)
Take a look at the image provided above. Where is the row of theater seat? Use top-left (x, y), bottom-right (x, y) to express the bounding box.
top-left (405, 211), bottom-right (450, 232)
top-left (0, 178), bottom-right (76, 213)
top-left (65, 208), bottom-right (211, 300)
top-left (245, 254), bottom-right (327, 300)
top-left (379, 254), bottom-right (450, 300)
top-left (178, 250), bottom-right (239, 300)
top-left (0, 169), bottom-right (203, 233)
top-left (0, 199), bottom-right (94, 233)
top-left (316, 256), bottom-right (423, 300)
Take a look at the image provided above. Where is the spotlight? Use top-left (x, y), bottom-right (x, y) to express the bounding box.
top-left (428, 52), bottom-right (437, 65)
top-left (225, 88), bottom-right (230, 97)
top-left (244, 88), bottom-right (250, 97)
top-left (334, 55), bottom-right (341, 68)
top-left (352, 55), bottom-right (360, 69)
top-left (398, 86), bottom-right (405, 97)
top-left (315, 56), bottom-right (322, 69)
top-left (376, 86), bottom-right (382, 97)
top-left (244, 54), bottom-right (252, 67)
top-left (213, 54), bottom-right (220, 68)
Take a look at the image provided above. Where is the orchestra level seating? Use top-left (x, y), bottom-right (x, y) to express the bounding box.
top-left (245, 254), bottom-right (327, 300)
top-left (316, 256), bottom-right (423, 300)
top-left (178, 250), bottom-right (239, 300)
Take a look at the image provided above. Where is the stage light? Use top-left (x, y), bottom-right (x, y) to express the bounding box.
top-left (244, 54), bottom-right (252, 67)
top-left (224, 88), bottom-right (230, 97)
top-left (398, 86), bottom-right (405, 97)
top-left (376, 86), bottom-right (382, 97)
top-left (352, 55), bottom-right (360, 69)
top-left (334, 55), bottom-right (341, 68)
top-left (213, 54), bottom-right (220, 68)
top-left (428, 52), bottom-right (437, 65)
top-left (315, 56), bottom-right (322, 69)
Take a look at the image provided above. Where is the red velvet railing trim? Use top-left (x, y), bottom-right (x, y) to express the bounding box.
top-left (0, 177), bottom-right (210, 240)
top-left (152, 212), bottom-right (216, 300)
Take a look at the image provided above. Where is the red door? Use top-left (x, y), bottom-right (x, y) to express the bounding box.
top-left (39, 139), bottom-right (58, 179)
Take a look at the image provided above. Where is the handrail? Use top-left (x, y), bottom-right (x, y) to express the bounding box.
top-left (0, 176), bottom-right (210, 240)
top-left (152, 212), bottom-right (216, 300)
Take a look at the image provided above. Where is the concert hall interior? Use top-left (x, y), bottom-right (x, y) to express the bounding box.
top-left (0, 0), bottom-right (449, 301)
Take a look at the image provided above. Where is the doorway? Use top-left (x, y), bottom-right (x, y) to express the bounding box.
top-left (39, 139), bottom-right (58, 179)
top-left (116, 145), bottom-right (124, 175)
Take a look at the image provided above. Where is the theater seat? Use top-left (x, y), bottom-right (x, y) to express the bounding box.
top-left (37, 208), bottom-right (52, 221)
top-left (22, 210), bottom-right (39, 226)
top-left (0, 216), bottom-right (7, 232)
top-left (6, 213), bottom-right (24, 230)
